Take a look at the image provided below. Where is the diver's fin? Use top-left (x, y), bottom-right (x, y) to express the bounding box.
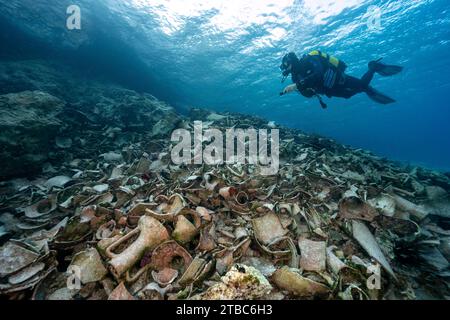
top-left (365, 86), bottom-right (396, 104)
top-left (368, 59), bottom-right (403, 76)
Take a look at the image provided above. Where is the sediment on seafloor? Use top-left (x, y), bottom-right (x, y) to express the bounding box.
top-left (0, 61), bottom-right (449, 300)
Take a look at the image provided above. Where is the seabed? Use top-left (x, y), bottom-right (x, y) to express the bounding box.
top-left (0, 60), bottom-right (449, 300)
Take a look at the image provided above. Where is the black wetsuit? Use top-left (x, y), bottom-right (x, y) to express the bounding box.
top-left (291, 55), bottom-right (376, 99)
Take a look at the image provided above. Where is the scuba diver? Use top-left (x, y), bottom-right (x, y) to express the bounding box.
top-left (279, 50), bottom-right (403, 108)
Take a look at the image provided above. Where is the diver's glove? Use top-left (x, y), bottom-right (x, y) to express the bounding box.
top-left (280, 84), bottom-right (297, 96)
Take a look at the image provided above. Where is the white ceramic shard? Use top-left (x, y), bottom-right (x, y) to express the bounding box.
top-left (45, 176), bottom-right (72, 189)
top-left (351, 220), bottom-right (396, 280)
top-left (298, 238), bottom-right (326, 272)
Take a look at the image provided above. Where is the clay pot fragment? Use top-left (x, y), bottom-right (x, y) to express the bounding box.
top-left (2, 251), bottom-right (57, 296)
top-left (298, 238), bottom-right (326, 272)
top-left (368, 194), bottom-right (396, 217)
top-left (326, 246), bottom-right (347, 275)
top-left (339, 196), bottom-right (379, 222)
top-left (93, 184), bottom-right (109, 193)
top-left (24, 196), bottom-right (57, 219)
top-left (172, 215), bottom-right (199, 244)
top-left (107, 216), bottom-right (169, 279)
top-left (196, 206), bottom-right (213, 223)
top-left (272, 266), bottom-right (330, 298)
top-left (137, 282), bottom-right (170, 300)
top-left (96, 220), bottom-right (117, 240)
top-left (52, 216), bottom-right (92, 249)
top-left (351, 220), bottom-right (396, 280)
top-left (45, 176), bottom-right (73, 189)
top-left (235, 191), bottom-right (249, 205)
top-left (219, 186), bottom-right (237, 200)
top-left (115, 186), bottom-right (135, 208)
top-left (151, 268), bottom-right (179, 287)
top-left (108, 282), bottom-right (135, 300)
top-left (203, 172), bottom-right (220, 191)
top-left (68, 248), bottom-right (107, 284)
top-left (0, 241), bottom-right (40, 278)
top-left (101, 152), bottom-right (123, 163)
top-left (150, 240), bottom-right (193, 274)
top-left (195, 225), bottom-right (217, 252)
top-left (127, 203), bottom-right (157, 227)
top-left (391, 194), bottom-right (429, 220)
top-left (252, 213), bottom-right (289, 245)
top-left (178, 256), bottom-right (214, 287)
top-left (156, 194), bottom-right (186, 215)
top-left (8, 262), bottom-right (46, 285)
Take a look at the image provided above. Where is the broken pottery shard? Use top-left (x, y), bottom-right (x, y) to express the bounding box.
top-left (252, 213), bottom-right (288, 245)
top-left (178, 257), bottom-right (207, 287)
top-left (172, 215), bottom-right (199, 244)
top-left (108, 216), bottom-right (170, 278)
top-left (0, 242), bottom-right (39, 277)
top-left (93, 184), bottom-right (109, 193)
top-left (199, 264), bottom-right (272, 300)
top-left (45, 175), bottom-right (72, 189)
top-left (134, 156), bottom-right (151, 174)
top-left (108, 282), bottom-right (135, 300)
top-left (219, 186), bottom-right (237, 200)
top-left (109, 166), bottom-right (124, 180)
top-left (341, 170), bottom-right (365, 182)
top-left (368, 194), bottom-right (396, 217)
top-left (150, 240), bottom-right (193, 273)
top-left (234, 227), bottom-right (248, 239)
top-left (8, 262), bottom-right (46, 285)
top-left (351, 220), bottom-right (396, 280)
top-left (152, 268), bottom-right (179, 287)
top-left (240, 257), bottom-right (276, 277)
top-left (24, 197), bottom-right (57, 218)
top-left (425, 196), bottom-right (450, 219)
top-left (425, 186), bottom-right (447, 200)
top-left (196, 206), bottom-right (213, 222)
top-left (272, 266), bottom-right (330, 298)
top-left (339, 196), bottom-right (378, 222)
top-left (391, 194), bottom-right (429, 220)
top-left (138, 282), bottom-right (170, 300)
top-left (100, 152), bottom-right (123, 162)
top-left (69, 248), bottom-right (107, 284)
top-left (47, 288), bottom-right (78, 300)
top-left (298, 238), bottom-right (326, 272)
top-left (326, 246), bottom-right (347, 275)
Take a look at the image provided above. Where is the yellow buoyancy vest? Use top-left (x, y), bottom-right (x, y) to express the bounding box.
top-left (308, 50), bottom-right (344, 70)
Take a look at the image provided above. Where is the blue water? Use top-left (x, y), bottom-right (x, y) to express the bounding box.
top-left (1, 0), bottom-right (450, 171)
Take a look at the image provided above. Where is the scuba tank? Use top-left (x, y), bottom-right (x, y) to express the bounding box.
top-left (307, 50), bottom-right (347, 73)
top-left (306, 50), bottom-right (346, 108)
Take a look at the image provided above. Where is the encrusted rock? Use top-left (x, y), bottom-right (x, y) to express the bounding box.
top-left (197, 264), bottom-right (272, 300)
top-left (0, 91), bottom-right (64, 179)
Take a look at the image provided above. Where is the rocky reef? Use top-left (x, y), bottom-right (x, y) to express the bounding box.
top-left (0, 60), bottom-right (182, 180)
top-left (0, 60), bottom-right (449, 300)
top-left (0, 91), bottom-right (64, 178)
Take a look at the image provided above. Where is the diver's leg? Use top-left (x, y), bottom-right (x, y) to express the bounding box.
top-left (330, 75), bottom-right (364, 98)
top-left (360, 69), bottom-right (376, 88)
top-left (331, 71), bottom-right (396, 104)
